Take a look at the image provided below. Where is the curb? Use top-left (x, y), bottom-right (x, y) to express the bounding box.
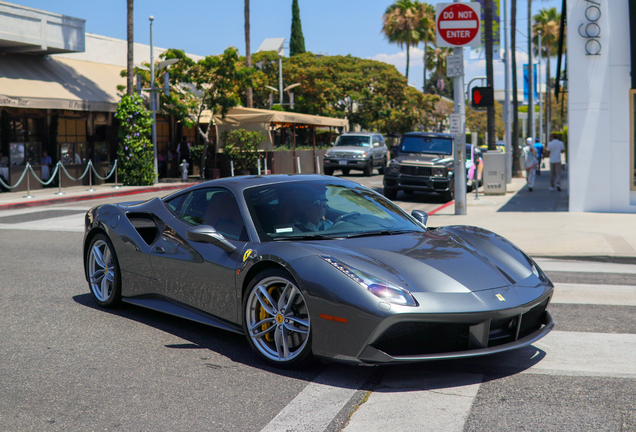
top-left (531, 255), bottom-right (636, 266)
top-left (0, 184), bottom-right (190, 211)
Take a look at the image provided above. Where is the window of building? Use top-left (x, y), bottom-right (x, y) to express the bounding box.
top-left (58, 118), bottom-right (87, 164)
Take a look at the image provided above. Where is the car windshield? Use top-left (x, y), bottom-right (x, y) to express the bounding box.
top-left (335, 135), bottom-right (371, 147)
top-left (244, 181), bottom-right (424, 242)
top-left (400, 136), bottom-right (453, 155)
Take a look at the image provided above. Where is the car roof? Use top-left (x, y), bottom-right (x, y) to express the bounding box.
top-left (340, 132), bottom-right (382, 137)
top-left (402, 131), bottom-right (455, 139)
top-left (161, 174), bottom-right (361, 201)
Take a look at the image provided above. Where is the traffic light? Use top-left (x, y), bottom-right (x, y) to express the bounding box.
top-left (471, 86), bottom-right (494, 108)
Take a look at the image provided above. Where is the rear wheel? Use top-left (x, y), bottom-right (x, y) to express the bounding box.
top-left (378, 157), bottom-right (387, 174)
top-left (243, 269), bottom-right (312, 368)
top-left (86, 233), bottom-right (121, 308)
top-left (441, 185), bottom-right (455, 203)
top-left (383, 187), bottom-right (397, 200)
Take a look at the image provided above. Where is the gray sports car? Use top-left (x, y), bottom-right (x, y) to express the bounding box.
top-left (83, 175), bottom-right (554, 367)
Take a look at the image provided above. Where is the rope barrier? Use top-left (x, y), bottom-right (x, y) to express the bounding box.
top-left (0, 159), bottom-right (119, 193)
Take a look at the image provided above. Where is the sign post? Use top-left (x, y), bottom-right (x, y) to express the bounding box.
top-left (437, 1), bottom-right (481, 215)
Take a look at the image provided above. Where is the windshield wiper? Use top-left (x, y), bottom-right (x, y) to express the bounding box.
top-left (345, 229), bottom-right (414, 238)
top-left (271, 234), bottom-right (336, 241)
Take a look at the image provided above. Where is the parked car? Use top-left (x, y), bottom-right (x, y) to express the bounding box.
top-left (83, 175), bottom-right (554, 368)
top-left (383, 132), bottom-right (456, 202)
top-left (323, 132), bottom-right (388, 176)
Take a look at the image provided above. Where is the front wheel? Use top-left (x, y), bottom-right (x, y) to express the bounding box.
top-left (324, 167), bottom-right (334, 176)
top-left (441, 185), bottom-right (455, 203)
top-left (243, 269), bottom-right (312, 368)
top-left (341, 168), bottom-right (350, 176)
top-left (383, 187), bottom-right (397, 200)
top-left (363, 159), bottom-right (373, 176)
top-left (86, 233), bottom-right (122, 308)
top-left (378, 157), bottom-right (387, 174)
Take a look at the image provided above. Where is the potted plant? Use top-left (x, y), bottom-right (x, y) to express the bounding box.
top-left (221, 129), bottom-right (264, 175)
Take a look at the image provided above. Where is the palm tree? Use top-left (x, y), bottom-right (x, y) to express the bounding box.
top-left (511, 0), bottom-right (521, 176)
top-left (532, 7), bottom-right (560, 142)
top-left (245, 0), bottom-right (253, 107)
top-left (417, 2), bottom-right (435, 93)
top-left (126, 0), bottom-right (133, 95)
top-left (382, 0), bottom-right (421, 82)
top-left (484, 0), bottom-right (496, 150)
top-left (425, 45), bottom-right (453, 96)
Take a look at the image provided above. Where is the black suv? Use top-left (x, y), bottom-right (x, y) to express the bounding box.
top-left (383, 132), bottom-right (455, 202)
top-left (323, 132), bottom-right (388, 176)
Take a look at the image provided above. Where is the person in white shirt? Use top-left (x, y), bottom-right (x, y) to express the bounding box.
top-left (546, 133), bottom-right (565, 191)
top-left (522, 137), bottom-right (539, 191)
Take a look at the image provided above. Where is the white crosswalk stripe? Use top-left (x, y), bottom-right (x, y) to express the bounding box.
top-left (262, 259), bottom-right (636, 432)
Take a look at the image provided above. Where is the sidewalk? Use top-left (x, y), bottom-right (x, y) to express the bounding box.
top-left (430, 165), bottom-right (636, 262)
top-left (1, 169), bottom-right (635, 262)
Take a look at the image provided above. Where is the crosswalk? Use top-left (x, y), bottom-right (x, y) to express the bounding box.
top-left (261, 258), bottom-right (636, 432)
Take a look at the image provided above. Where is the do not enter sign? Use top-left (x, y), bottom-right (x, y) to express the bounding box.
top-left (436, 2), bottom-right (481, 48)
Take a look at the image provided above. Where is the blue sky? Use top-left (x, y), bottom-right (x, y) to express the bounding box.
top-left (14, 0), bottom-right (563, 92)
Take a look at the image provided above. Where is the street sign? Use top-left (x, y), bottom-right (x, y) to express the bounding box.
top-left (436, 2), bottom-right (482, 48)
top-left (446, 52), bottom-right (464, 78)
top-left (449, 113), bottom-right (461, 134)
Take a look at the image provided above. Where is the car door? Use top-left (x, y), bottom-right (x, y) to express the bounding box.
top-left (149, 187), bottom-right (248, 323)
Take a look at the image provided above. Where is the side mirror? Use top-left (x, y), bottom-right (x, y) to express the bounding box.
top-left (186, 225), bottom-right (236, 253)
top-left (411, 210), bottom-right (428, 227)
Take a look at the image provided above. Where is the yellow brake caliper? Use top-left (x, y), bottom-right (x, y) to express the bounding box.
top-left (260, 286), bottom-right (277, 342)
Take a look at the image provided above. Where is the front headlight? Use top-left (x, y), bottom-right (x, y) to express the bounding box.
top-left (354, 152), bottom-right (368, 159)
top-left (433, 168), bottom-right (445, 177)
top-left (325, 149), bottom-right (335, 157)
top-left (388, 163), bottom-right (400, 174)
top-left (321, 256), bottom-right (418, 306)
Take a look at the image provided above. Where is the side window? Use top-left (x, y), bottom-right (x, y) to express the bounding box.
top-left (372, 136), bottom-right (380, 147)
top-left (165, 192), bottom-right (189, 215)
top-left (173, 187), bottom-right (248, 241)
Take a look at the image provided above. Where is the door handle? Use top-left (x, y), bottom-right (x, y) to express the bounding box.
top-left (155, 246), bottom-right (166, 254)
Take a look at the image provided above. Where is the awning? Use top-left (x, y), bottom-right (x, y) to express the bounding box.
top-left (0, 54), bottom-right (123, 112)
top-left (213, 107), bottom-right (349, 128)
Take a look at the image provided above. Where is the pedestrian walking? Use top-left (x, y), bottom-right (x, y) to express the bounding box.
top-left (522, 137), bottom-right (539, 191)
top-left (546, 133), bottom-right (565, 191)
top-left (533, 139), bottom-right (544, 176)
top-left (176, 136), bottom-right (191, 169)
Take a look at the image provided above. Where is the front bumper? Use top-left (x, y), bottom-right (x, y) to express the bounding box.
top-left (384, 174), bottom-right (452, 193)
top-left (324, 158), bottom-right (369, 170)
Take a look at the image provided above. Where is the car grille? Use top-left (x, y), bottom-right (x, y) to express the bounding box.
top-left (371, 323), bottom-right (470, 356)
top-left (400, 166), bottom-right (432, 176)
top-left (371, 298), bottom-right (550, 357)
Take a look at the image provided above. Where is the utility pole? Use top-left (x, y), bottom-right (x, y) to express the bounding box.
top-left (503, 0), bottom-right (512, 183)
top-left (527, 0), bottom-right (534, 142)
top-left (538, 30), bottom-right (543, 145)
top-left (149, 16), bottom-right (157, 184)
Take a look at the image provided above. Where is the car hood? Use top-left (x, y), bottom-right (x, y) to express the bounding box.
top-left (329, 146), bottom-right (371, 154)
top-left (394, 154), bottom-right (453, 165)
top-left (303, 228), bottom-right (539, 294)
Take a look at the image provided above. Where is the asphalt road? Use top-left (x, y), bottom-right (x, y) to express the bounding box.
top-left (0, 176), bottom-right (635, 431)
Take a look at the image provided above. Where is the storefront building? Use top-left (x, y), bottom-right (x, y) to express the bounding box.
top-left (567, 0), bottom-right (636, 212)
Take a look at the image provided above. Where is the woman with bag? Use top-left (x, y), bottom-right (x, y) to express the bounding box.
top-left (522, 137), bottom-right (539, 191)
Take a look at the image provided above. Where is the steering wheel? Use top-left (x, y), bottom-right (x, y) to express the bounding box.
top-left (333, 211), bottom-right (361, 224)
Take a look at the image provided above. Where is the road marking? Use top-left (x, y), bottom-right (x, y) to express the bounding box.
top-left (260, 365), bottom-right (372, 432)
top-left (535, 258), bottom-right (636, 274)
top-left (552, 283), bottom-right (636, 306)
top-left (342, 371), bottom-right (482, 432)
top-left (0, 213), bottom-right (84, 232)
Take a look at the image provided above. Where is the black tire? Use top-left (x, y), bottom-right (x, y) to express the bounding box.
top-left (243, 268), bottom-right (313, 368)
top-left (86, 233), bottom-right (122, 308)
top-left (378, 157), bottom-right (387, 174)
top-left (383, 187), bottom-right (397, 200)
top-left (324, 167), bottom-right (334, 176)
top-left (363, 159), bottom-right (373, 176)
top-left (341, 168), bottom-right (350, 176)
top-left (441, 185), bottom-right (455, 203)
top-left (404, 190), bottom-right (415, 195)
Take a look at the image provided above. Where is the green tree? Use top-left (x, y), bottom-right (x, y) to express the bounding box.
top-left (466, 100), bottom-right (505, 144)
top-left (290, 0), bottom-right (306, 56)
top-left (532, 7), bottom-right (561, 139)
top-left (115, 94), bottom-right (155, 185)
top-left (424, 45), bottom-right (454, 97)
top-left (484, 0), bottom-right (496, 150)
top-left (161, 47), bottom-right (253, 178)
top-left (221, 129), bottom-right (264, 172)
top-left (382, 0), bottom-right (422, 82)
top-left (417, 2), bottom-right (435, 93)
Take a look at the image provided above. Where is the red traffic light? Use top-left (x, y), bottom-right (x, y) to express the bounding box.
top-left (471, 86), bottom-right (494, 108)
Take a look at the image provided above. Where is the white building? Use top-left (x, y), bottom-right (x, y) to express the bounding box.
top-left (567, 0), bottom-right (634, 212)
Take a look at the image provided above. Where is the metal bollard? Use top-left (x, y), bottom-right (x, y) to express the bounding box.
top-left (87, 161), bottom-right (95, 192)
top-left (264, 158), bottom-right (268, 175)
top-left (56, 162), bottom-right (65, 195)
top-left (230, 160), bottom-right (235, 177)
top-left (257, 159), bottom-right (261, 175)
top-left (316, 156), bottom-right (321, 174)
top-left (24, 163), bottom-right (34, 199)
top-left (296, 156), bottom-right (301, 174)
